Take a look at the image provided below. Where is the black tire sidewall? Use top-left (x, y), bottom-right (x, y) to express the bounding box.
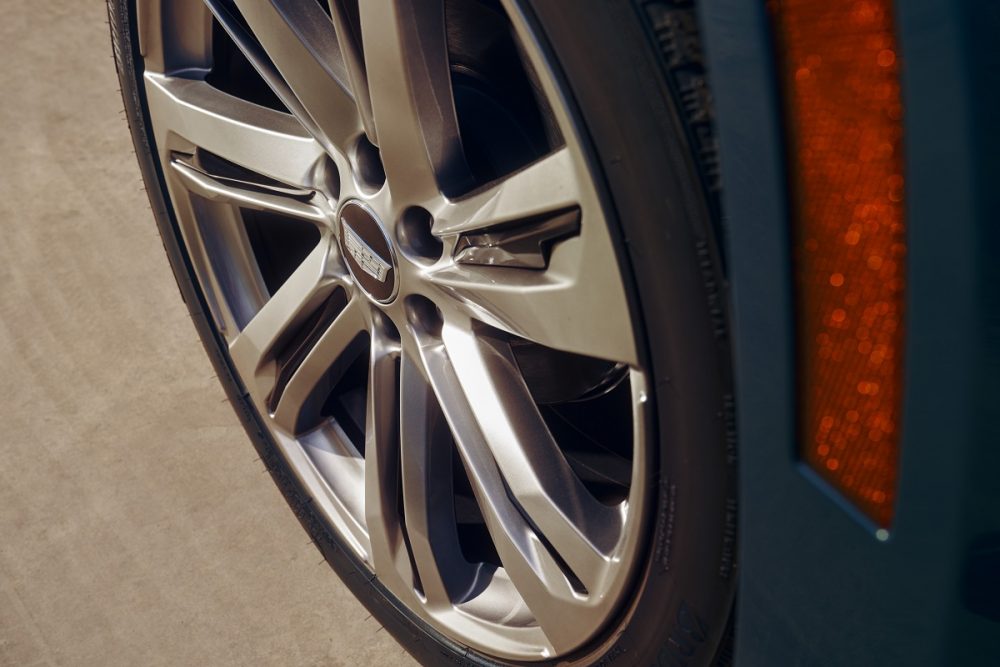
top-left (517, 2), bottom-right (737, 665)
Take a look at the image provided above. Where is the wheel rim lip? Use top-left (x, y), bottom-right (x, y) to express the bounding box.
top-left (136, 0), bottom-right (653, 660)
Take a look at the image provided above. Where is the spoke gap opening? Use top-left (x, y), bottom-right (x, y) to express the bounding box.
top-left (240, 207), bottom-right (321, 296)
top-left (445, 0), bottom-right (563, 191)
top-left (538, 384), bottom-right (634, 507)
top-left (206, 10), bottom-right (290, 114)
top-left (319, 336), bottom-right (370, 455)
top-left (510, 335), bottom-right (635, 506)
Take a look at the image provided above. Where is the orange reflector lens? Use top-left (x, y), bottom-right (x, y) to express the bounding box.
top-left (770, 0), bottom-right (906, 527)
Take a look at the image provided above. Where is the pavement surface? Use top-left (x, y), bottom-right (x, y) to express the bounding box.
top-left (0, 2), bottom-right (414, 665)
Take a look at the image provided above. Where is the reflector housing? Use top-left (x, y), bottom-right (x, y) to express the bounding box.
top-left (769, 0), bottom-right (906, 528)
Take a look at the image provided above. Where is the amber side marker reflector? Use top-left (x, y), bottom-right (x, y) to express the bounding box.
top-left (769, 0), bottom-right (906, 528)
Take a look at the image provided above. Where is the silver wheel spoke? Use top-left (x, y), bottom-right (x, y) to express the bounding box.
top-left (412, 331), bottom-right (589, 654)
top-left (359, 0), bottom-right (472, 202)
top-left (426, 263), bottom-right (637, 365)
top-left (145, 73), bottom-right (334, 341)
top-left (362, 323), bottom-right (417, 594)
top-left (201, 0), bottom-right (324, 148)
top-left (433, 148), bottom-right (580, 236)
top-left (439, 320), bottom-right (620, 588)
top-left (136, 0), bottom-right (213, 75)
top-left (226, 0), bottom-right (361, 152)
top-left (145, 74), bottom-right (324, 186)
top-left (169, 157), bottom-right (325, 223)
top-left (170, 189), bottom-right (267, 337)
top-left (397, 348), bottom-right (483, 607)
top-left (228, 240), bottom-right (340, 397)
top-left (326, 0), bottom-right (377, 144)
top-left (424, 147), bottom-right (638, 365)
top-left (270, 294), bottom-right (367, 433)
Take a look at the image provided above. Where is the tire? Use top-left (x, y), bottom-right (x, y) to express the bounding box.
top-left (108, 0), bottom-right (736, 664)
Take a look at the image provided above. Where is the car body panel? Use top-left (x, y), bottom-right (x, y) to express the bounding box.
top-left (698, 0), bottom-right (1000, 662)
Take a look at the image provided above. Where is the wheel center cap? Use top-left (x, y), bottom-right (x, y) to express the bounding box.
top-left (337, 199), bottom-right (398, 303)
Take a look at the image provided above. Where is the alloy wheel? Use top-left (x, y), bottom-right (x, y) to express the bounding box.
top-left (139, 0), bottom-right (651, 659)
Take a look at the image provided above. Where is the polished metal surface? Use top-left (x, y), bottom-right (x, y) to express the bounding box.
top-left (138, 0), bottom-right (650, 659)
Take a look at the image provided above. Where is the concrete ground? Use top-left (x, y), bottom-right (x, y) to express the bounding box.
top-left (0, 2), bottom-right (413, 665)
